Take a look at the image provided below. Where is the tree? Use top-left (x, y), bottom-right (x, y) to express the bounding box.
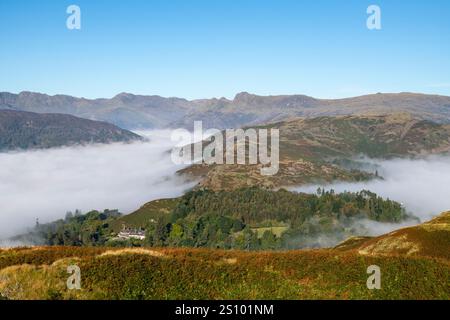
top-left (260, 230), bottom-right (278, 250)
top-left (154, 218), bottom-right (171, 246)
top-left (168, 223), bottom-right (184, 246)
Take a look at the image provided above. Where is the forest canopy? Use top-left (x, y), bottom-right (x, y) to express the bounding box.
top-left (12, 187), bottom-right (410, 250)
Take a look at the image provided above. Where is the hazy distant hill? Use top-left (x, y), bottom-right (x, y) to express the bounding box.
top-left (175, 91), bottom-right (450, 129)
top-left (0, 110), bottom-right (141, 151)
top-left (2, 91), bottom-right (450, 129)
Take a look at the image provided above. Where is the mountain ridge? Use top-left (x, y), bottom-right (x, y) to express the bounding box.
top-left (2, 90), bottom-right (450, 129)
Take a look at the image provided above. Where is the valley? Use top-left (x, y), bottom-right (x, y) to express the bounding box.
top-left (2, 0), bottom-right (449, 303)
top-left (1, 92), bottom-right (450, 301)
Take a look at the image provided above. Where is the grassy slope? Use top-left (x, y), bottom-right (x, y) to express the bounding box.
top-left (1, 212), bottom-right (448, 300)
top-left (353, 211), bottom-right (450, 260)
top-left (109, 199), bottom-right (178, 232)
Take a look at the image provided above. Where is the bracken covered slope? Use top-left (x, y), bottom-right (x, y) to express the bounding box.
top-left (337, 211), bottom-right (450, 260)
top-left (0, 212), bottom-right (448, 300)
top-left (180, 113), bottom-right (450, 190)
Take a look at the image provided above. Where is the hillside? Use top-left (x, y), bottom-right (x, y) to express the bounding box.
top-left (0, 110), bottom-right (141, 151)
top-left (336, 211), bottom-right (450, 260)
top-left (2, 91), bottom-right (450, 129)
top-left (180, 113), bottom-right (450, 190)
top-left (0, 212), bottom-right (448, 300)
top-left (110, 198), bottom-right (179, 233)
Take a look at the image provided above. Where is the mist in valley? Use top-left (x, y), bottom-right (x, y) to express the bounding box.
top-left (2, 134), bottom-right (450, 249)
top-left (292, 155), bottom-right (450, 241)
top-left (0, 130), bottom-right (197, 240)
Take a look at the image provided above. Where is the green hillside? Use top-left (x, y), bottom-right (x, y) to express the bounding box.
top-left (110, 199), bottom-right (179, 233)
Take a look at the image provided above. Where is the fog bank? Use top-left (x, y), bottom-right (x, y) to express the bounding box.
top-left (0, 130), bottom-right (196, 238)
top-left (293, 156), bottom-right (450, 235)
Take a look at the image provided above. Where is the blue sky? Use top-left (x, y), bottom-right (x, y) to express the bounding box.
top-left (1, 0), bottom-right (450, 99)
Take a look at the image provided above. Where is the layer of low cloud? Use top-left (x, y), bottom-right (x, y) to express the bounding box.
top-left (293, 156), bottom-right (450, 236)
top-left (0, 130), bottom-right (197, 239)
top-left (2, 138), bottom-right (449, 247)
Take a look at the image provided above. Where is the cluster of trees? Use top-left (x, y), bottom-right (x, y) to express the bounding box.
top-left (143, 187), bottom-right (408, 249)
top-left (14, 209), bottom-right (122, 246)
top-left (15, 187), bottom-right (408, 250)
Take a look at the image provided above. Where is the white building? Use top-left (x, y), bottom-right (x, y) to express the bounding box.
top-left (117, 228), bottom-right (146, 241)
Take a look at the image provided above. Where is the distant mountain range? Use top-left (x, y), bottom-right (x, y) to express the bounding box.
top-left (2, 91), bottom-right (450, 129)
top-left (0, 110), bottom-right (141, 151)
